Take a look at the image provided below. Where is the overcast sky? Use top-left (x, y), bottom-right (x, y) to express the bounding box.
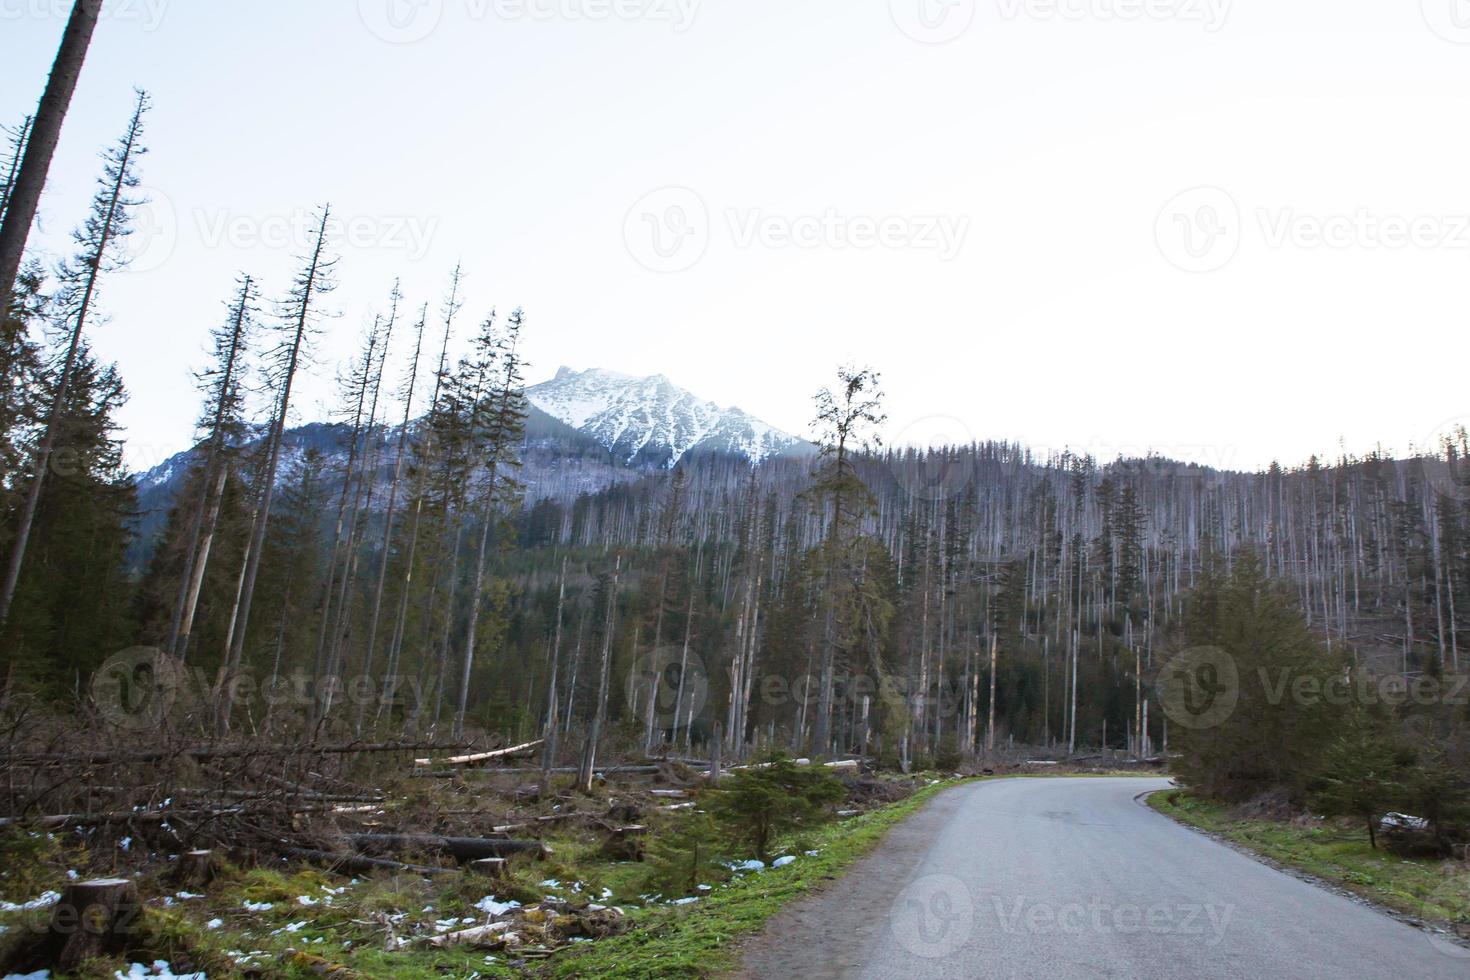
top-left (4, 0), bottom-right (1469, 473)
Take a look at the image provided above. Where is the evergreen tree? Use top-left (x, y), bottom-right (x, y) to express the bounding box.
top-left (1171, 549), bottom-right (1343, 801)
top-left (0, 91), bottom-right (150, 635)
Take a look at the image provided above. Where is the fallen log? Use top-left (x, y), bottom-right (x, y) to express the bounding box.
top-left (428, 764), bottom-right (659, 778)
top-left (278, 846), bottom-right (453, 876)
top-left (416, 739), bottom-right (544, 768)
top-left (3, 741), bottom-right (472, 766)
top-left (346, 834), bottom-right (550, 862)
top-left (425, 920), bottom-right (514, 949)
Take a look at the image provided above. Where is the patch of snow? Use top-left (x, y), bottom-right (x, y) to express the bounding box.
top-left (0, 890), bottom-right (61, 912)
top-left (241, 901), bottom-right (272, 912)
top-left (771, 856), bottom-right (796, 868)
top-left (206, 919), bottom-right (223, 930)
top-left (113, 961), bottom-right (206, 980)
top-left (474, 896), bottom-right (521, 917)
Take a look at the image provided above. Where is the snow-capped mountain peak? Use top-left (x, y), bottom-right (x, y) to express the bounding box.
top-left (526, 367), bottom-right (811, 467)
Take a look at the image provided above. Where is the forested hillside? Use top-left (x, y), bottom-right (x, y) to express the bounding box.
top-left (1, 81), bottom-right (1467, 776)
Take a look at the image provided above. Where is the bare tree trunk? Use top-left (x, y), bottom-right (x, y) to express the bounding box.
top-left (0, 0), bottom-right (103, 315)
top-left (355, 301), bottom-right (427, 735)
top-left (540, 557), bottom-right (568, 793)
top-left (216, 207), bottom-right (332, 735)
top-left (986, 632), bottom-right (997, 754)
top-left (579, 557), bottom-right (620, 791)
top-left (168, 276), bottom-right (254, 660)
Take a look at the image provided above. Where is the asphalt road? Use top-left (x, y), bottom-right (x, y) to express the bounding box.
top-left (736, 776), bottom-right (1469, 979)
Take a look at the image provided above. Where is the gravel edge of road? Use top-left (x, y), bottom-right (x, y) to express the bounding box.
top-left (1138, 786), bottom-right (1470, 957)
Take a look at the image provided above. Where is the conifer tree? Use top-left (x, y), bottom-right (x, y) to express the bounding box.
top-left (452, 308), bottom-right (529, 739)
top-left (0, 91), bottom-right (149, 635)
top-left (806, 365), bottom-right (885, 754)
top-left (217, 206), bottom-right (334, 734)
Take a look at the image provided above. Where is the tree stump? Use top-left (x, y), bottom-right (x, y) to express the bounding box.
top-left (176, 849), bottom-right (219, 887)
top-left (469, 857), bottom-right (508, 878)
top-left (601, 825), bottom-right (647, 862)
top-left (47, 878), bottom-right (142, 971)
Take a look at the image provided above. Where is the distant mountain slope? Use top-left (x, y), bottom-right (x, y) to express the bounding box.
top-left (525, 367), bottom-right (813, 468)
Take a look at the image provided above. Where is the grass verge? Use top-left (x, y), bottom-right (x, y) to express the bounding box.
top-left (1148, 788), bottom-right (1470, 944)
top-left (539, 777), bottom-right (962, 979)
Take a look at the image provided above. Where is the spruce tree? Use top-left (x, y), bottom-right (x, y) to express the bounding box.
top-left (0, 91), bottom-right (150, 635)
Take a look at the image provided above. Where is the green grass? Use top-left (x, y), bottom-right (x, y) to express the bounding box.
top-left (539, 777), bottom-right (962, 979)
top-left (1149, 789), bottom-right (1470, 936)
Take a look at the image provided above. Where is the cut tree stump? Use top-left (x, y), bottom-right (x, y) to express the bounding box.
top-left (175, 849), bottom-right (220, 887)
top-left (469, 858), bottom-right (508, 877)
top-left (47, 878), bottom-right (142, 971)
top-left (601, 825), bottom-right (647, 862)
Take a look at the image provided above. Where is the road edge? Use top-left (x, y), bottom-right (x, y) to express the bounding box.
top-left (1141, 787), bottom-right (1470, 957)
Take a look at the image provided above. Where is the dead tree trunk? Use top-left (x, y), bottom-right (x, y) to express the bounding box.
top-left (579, 557), bottom-right (620, 792)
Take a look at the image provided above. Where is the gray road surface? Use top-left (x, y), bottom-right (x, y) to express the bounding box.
top-left (735, 776), bottom-right (1469, 979)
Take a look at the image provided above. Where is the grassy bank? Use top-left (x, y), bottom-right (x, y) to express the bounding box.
top-left (542, 776), bottom-right (961, 979)
top-left (1149, 789), bottom-right (1470, 945)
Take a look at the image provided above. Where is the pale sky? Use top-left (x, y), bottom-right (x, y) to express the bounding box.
top-left (4, 0), bottom-right (1469, 474)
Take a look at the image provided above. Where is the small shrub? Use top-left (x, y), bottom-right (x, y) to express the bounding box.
top-left (707, 754), bottom-right (844, 862)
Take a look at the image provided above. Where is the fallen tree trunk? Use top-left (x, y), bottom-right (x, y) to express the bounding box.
top-left (277, 846), bottom-right (453, 876)
top-left (346, 834), bottom-right (550, 862)
top-left (416, 739), bottom-right (543, 768)
top-left (428, 764), bottom-right (660, 778)
top-left (4, 741), bottom-right (471, 766)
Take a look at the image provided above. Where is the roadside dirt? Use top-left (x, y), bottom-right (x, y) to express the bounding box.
top-left (729, 782), bottom-right (967, 979)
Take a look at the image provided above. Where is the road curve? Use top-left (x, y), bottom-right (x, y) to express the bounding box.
top-left (735, 776), bottom-right (1468, 979)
